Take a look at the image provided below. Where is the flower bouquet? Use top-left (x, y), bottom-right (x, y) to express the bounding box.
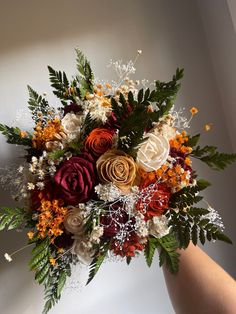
top-left (0, 49), bottom-right (235, 314)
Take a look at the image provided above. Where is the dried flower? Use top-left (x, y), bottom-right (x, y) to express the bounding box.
top-left (4, 253), bottom-right (12, 262)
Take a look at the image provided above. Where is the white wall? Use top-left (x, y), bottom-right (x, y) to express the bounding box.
top-left (0, 1), bottom-right (235, 314)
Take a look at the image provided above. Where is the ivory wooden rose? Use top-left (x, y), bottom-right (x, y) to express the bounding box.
top-left (63, 207), bottom-right (85, 235)
top-left (61, 112), bottom-right (83, 140)
top-left (136, 133), bottom-right (170, 172)
top-left (96, 149), bottom-right (137, 192)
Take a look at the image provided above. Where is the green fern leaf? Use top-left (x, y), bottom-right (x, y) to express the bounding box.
top-left (191, 145), bottom-right (236, 170)
top-left (86, 244), bottom-right (109, 285)
top-left (156, 233), bottom-right (180, 274)
top-left (0, 207), bottom-right (27, 231)
top-left (144, 237), bottom-right (158, 267)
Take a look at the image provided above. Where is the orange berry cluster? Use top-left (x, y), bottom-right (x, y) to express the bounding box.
top-left (36, 199), bottom-right (68, 241)
top-left (169, 131), bottom-right (193, 154)
top-left (32, 118), bottom-right (63, 149)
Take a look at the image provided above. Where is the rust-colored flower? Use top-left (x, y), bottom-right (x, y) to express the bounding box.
top-left (84, 128), bottom-right (114, 157)
top-left (137, 183), bottom-right (170, 218)
top-left (112, 233), bottom-right (145, 257)
top-left (96, 149), bottom-right (137, 192)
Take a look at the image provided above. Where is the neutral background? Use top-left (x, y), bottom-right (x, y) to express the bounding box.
top-left (0, 1), bottom-right (235, 313)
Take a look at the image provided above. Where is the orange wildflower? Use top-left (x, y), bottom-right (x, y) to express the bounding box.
top-left (204, 123), bottom-right (212, 131)
top-left (190, 106), bottom-right (198, 115)
top-left (50, 258), bottom-right (56, 266)
top-left (32, 118), bottom-right (63, 149)
top-left (27, 231), bottom-right (34, 240)
top-left (20, 131), bottom-right (28, 138)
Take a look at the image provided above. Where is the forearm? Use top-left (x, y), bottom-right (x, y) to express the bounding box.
top-left (163, 243), bottom-right (236, 314)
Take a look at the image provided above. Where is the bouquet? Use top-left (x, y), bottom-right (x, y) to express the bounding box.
top-left (0, 49), bottom-right (235, 314)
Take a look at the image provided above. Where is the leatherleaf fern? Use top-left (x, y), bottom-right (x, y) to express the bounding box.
top-left (42, 251), bottom-right (78, 314)
top-left (166, 207), bottom-right (232, 249)
top-left (114, 68), bottom-right (184, 158)
top-left (144, 233), bottom-right (180, 274)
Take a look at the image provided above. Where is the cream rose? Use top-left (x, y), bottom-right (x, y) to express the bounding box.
top-left (72, 237), bottom-right (95, 264)
top-left (61, 112), bottom-right (83, 140)
top-left (96, 149), bottom-right (137, 192)
top-left (63, 207), bottom-right (84, 235)
top-left (148, 216), bottom-right (170, 238)
top-left (136, 133), bottom-right (170, 172)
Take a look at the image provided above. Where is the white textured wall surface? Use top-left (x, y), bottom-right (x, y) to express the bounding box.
top-left (0, 1), bottom-right (235, 314)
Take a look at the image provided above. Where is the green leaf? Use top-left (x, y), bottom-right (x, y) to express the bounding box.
top-left (155, 68), bottom-right (184, 107)
top-left (75, 48), bottom-right (94, 97)
top-left (0, 207), bottom-right (27, 231)
top-left (126, 256), bottom-right (132, 265)
top-left (191, 145), bottom-right (236, 170)
top-left (169, 180), bottom-right (209, 210)
top-left (80, 113), bottom-right (102, 140)
top-left (86, 244), bottom-right (109, 285)
top-left (214, 232), bottom-right (232, 244)
top-left (185, 134), bottom-right (201, 147)
top-left (42, 253), bottom-right (77, 314)
top-left (144, 237), bottom-right (158, 267)
top-left (156, 233), bottom-right (180, 274)
top-left (48, 149), bottom-right (66, 160)
top-left (27, 86), bottom-right (52, 125)
top-left (138, 88), bottom-right (144, 103)
top-left (29, 247), bottom-right (49, 270)
top-left (48, 66), bottom-right (73, 104)
top-left (57, 271), bottom-right (67, 298)
top-left (35, 264), bottom-right (50, 284)
top-left (0, 124), bottom-right (32, 146)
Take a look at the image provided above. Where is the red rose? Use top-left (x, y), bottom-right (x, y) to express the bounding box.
top-left (84, 128), bottom-right (115, 157)
top-left (54, 154), bottom-right (96, 205)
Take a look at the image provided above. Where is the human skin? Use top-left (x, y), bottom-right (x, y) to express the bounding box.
top-left (163, 242), bottom-right (236, 314)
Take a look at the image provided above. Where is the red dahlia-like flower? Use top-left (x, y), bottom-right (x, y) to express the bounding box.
top-left (111, 233), bottom-right (145, 257)
top-left (137, 183), bottom-right (170, 219)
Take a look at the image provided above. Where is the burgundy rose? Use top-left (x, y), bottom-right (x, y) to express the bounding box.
top-left (100, 204), bottom-right (135, 237)
top-left (54, 153), bottom-right (96, 205)
top-left (63, 102), bottom-right (82, 116)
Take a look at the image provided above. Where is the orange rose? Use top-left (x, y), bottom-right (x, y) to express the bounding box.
top-left (85, 128), bottom-right (114, 157)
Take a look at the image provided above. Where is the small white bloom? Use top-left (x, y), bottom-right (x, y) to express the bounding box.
top-left (36, 182), bottom-right (45, 190)
top-left (38, 169), bottom-right (45, 179)
top-left (95, 183), bottom-right (121, 202)
top-left (29, 164), bottom-right (36, 173)
top-left (27, 182), bottom-right (35, 190)
top-left (49, 166), bottom-right (57, 176)
top-left (31, 156), bottom-right (38, 165)
top-left (90, 226), bottom-right (104, 244)
top-left (153, 123), bottom-right (176, 140)
top-left (18, 166), bottom-right (24, 173)
top-left (4, 253), bottom-right (12, 262)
